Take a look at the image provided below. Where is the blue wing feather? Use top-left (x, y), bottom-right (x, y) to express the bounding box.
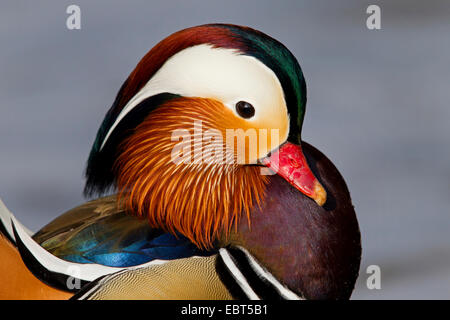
top-left (32, 196), bottom-right (215, 267)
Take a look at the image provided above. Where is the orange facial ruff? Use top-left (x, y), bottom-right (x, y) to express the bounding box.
top-left (114, 97), bottom-right (271, 248)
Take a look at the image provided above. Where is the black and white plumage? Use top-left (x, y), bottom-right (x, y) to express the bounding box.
top-left (0, 24), bottom-right (361, 299)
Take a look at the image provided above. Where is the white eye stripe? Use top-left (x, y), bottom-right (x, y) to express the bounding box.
top-left (100, 44), bottom-right (287, 150)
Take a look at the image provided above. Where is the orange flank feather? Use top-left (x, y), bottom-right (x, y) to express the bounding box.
top-left (0, 234), bottom-right (72, 300)
top-left (115, 98), bottom-right (269, 248)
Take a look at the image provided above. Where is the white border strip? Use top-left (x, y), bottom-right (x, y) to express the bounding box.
top-left (11, 216), bottom-right (170, 282)
top-left (0, 198), bottom-right (32, 240)
top-left (219, 248), bottom-right (260, 300)
top-left (237, 246), bottom-right (303, 300)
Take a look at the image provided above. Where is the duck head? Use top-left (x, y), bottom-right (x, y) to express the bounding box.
top-left (84, 24), bottom-right (327, 248)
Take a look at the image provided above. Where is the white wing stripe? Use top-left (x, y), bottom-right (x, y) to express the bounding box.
top-left (0, 198), bottom-right (32, 241)
top-left (11, 216), bottom-right (170, 282)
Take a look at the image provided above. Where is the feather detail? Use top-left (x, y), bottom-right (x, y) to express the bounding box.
top-left (115, 97), bottom-right (268, 249)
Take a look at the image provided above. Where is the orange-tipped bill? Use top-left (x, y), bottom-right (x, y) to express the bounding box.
top-left (262, 142), bottom-right (327, 206)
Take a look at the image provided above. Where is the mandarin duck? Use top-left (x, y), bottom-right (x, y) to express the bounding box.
top-left (0, 24), bottom-right (361, 300)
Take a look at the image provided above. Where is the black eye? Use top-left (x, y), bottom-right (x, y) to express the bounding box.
top-left (235, 101), bottom-right (255, 119)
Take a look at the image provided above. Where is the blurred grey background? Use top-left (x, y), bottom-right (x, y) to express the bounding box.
top-left (0, 0), bottom-right (449, 299)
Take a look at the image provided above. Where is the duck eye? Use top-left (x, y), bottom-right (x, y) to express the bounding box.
top-left (235, 101), bottom-right (255, 119)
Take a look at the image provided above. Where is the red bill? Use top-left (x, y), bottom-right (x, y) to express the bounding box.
top-left (262, 142), bottom-right (327, 206)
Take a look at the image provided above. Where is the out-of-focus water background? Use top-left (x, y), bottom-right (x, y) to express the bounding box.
top-left (0, 1), bottom-right (449, 299)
